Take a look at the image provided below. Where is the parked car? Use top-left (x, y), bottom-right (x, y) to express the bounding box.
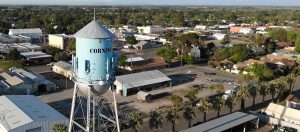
top-left (222, 89), bottom-right (236, 100)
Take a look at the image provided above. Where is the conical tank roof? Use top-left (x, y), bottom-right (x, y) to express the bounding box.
top-left (74, 20), bottom-right (114, 39)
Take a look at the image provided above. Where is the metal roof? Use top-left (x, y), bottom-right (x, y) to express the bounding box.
top-left (74, 20), bottom-right (114, 39)
top-left (115, 70), bottom-right (171, 90)
top-left (0, 95), bottom-right (68, 131)
top-left (126, 57), bottom-right (145, 63)
top-left (180, 112), bottom-right (258, 132)
top-left (9, 28), bottom-right (42, 35)
top-left (53, 61), bottom-right (73, 70)
top-left (20, 51), bottom-right (52, 59)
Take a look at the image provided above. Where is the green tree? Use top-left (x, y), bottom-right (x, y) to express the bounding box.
top-left (42, 46), bottom-right (63, 56)
top-left (267, 29), bottom-right (287, 42)
top-left (295, 37), bottom-right (300, 53)
top-left (258, 83), bottom-right (269, 101)
top-left (168, 94), bottom-right (183, 107)
top-left (118, 53), bottom-right (127, 68)
top-left (149, 111), bottom-right (163, 131)
top-left (285, 73), bottom-right (295, 92)
top-left (211, 96), bottom-right (225, 118)
top-left (125, 35), bottom-right (137, 45)
top-left (183, 106), bottom-right (196, 128)
top-left (208, 83), bottom-right (224, 94)
top-left (225, 95), bottom-right (237, 113)
top-left (247, 64), bottom-right (274, 81)
top-left (54, 52), bottom-right (69, 62)
top-left (129, 112), bottom-right (143, 132)
top-left (249, 34), bottom-right (267, 46)
top-left (52, 123), bottom-right (67, 132)
top-left (166, 106), bottom-right (180, 132)
top-left (182, 54), bottom-right (195, 65)
top-left (268, 82), bottom-right (279, 102)
top-left (197, 97), bottom-right (212, 122)
top-left (184, 89), bottom-right (198, 107)
top-left (249, 85), bottom-right (258, 106)
top-left (67, 38), bottom-right (76, 52)
top-left (236, 85), bottom-right (250, 111)
top-left (5, 48), bottom-right (21, 61)
top-left (156, 45), bottom-right (177, 63)
top-left (221, 35), bottom-right (231, 44)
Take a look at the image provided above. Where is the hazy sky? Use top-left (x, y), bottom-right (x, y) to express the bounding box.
top-left (1, 0), bottom-right (300, 6)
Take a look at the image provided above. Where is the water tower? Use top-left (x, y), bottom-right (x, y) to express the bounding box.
top-left (68, 17), bottom-right (120, 132)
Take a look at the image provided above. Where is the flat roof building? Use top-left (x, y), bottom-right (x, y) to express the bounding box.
top-left (20, 51), bottom-right (52, 65)
top-left (0, 95), bottom-right (68, 132)
top-left (114, 70), bottom-right (171, 96)
top-left (52, 61), bottom-right (74, 80)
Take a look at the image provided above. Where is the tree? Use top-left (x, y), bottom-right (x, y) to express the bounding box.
top-left (118, 53), bottom-right (127, 68)
top-left (285, 73), bottom-right (295, 92)
top-left (184, 89), bottom-right (198, 107)
top-left (236, 85), bottom-right (250, 111)
top-left (42, 46), bottom-right (63, 56)
top-left (249, 85), bottom-right (258, 106)
top-left (221, 35), bottom-right (231, 44)
top-left (258, 83), bottom-right (268, 101)
top-left (129, 112), bottom-right (143, 132)
top-left (125, 35), bottom-right (137, 45)
top-left (249, 34), bottom-right (267, 46)
top-left (211, 96), bottom-right (225, 118)
top-left (67, 38), bottom-right (76, 52)
top-left (295, 37), bottom-right (300, 53)
top-left (182, 54), bottom-right (195, 65)
top-left (247, 64), bottom-right (274, 81)
top-left (197, 97), bottom-right (212, 122)
top-left (267, 29), bottom-right (288, 42)
top-left (166, 106), bottom-right (180, 132)
top-left (168, 94), bottom-right (183, 107)
top-left (225, 95), bottom-right (237, 113)
top-left (54, 52), bottom-right (69, 62)
top-left (52, 123), bottom-right (67, 132)
top-left (208, 83), bottom-right (224, 94)
top-left (156, 45), bottom-right (177, 63)
top-left (183, 106), bottom-right (196, 128)
top-left (268, 82), bottom-right (279, 102)
top-left (149, 111), bottom-right (163, 131)
top-left (5, 48), bottom-right (20, 61)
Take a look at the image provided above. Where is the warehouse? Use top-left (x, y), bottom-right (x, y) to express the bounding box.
top-left (0, 95), bottom-right (69, 132)
top-left (21, 51), bottom-right (52, 65)
top-left (114, 70), bottom-right (171, 96)
top-left (52, 61), bottom-right (74, 80)
top-left (48, 34), bottom-right (73, 50)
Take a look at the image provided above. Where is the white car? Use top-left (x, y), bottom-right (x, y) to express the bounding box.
top-left (222, 89), bottom-right (236, 100)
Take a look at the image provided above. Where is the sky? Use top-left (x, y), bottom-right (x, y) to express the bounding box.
top-left (1, 0), bottom-right (300, 6)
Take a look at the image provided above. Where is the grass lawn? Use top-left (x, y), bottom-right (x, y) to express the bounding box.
top-left (0, 60), bottom-right (25, 71)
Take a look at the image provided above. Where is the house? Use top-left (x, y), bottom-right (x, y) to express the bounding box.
top-left (48, 34), bottom-right (74, 50)
top-left (0, 68), bottom-right (56, 94)
top-left (52, 61), bottom-right (74, 80)
top-left (132, 41), bottom-right (153, 50)
top-left (239, 28), bottom-right (255, 34)
top-left (114, 70), bottom-right (171, 96)
top-left (0, 95), bottom-right (68, 132)
top-left (286, 92), bottom-right (300, 110)
top-left (189, 46), bottom-right (201, 61)
top-left (195, 25), bottom-right (208, 30)
top-left (137, 26), bottom-right (163, 34)
top-left (229, 26), bottom-right (242, 33)
top-left (20, 51), bottom-right (52, 65)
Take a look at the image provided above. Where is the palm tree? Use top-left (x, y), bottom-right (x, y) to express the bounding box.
top-left (211, 96), bottom-right (225, 118)
top-left (197, 97), bottom-right (212, 122)
top-left (129, 112), bottom-right (143, 132)
top-left (258, 83), bottom-right (268, 101)
top-left (52, 123), bottom-right (67, 132)
top-left (236, 85), bottom-right (250, 111)
top-left (183, 106), bottom-right (196, 128)
top-left (274, 77), bottom-right (288, 101)
top-left (168, 94), bottom-right (183, 107)
top-left (149, 111), bottom-right (163, 131)
top-left (268, 82), bottom-right (279, 102)
top-left (166, 106), bottom-right (180, 132)
top-left (225, 95), bottom-right (237, 113)
top-left (285, 73), bottom-right (295, 92)
top-left (184, 89), bottom-right (198, 107)
top-left (248, 84), bottom-right (258, 106)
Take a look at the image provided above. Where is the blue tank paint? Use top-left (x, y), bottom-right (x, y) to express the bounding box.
top-left (74, 37), bottom-right (113, 84)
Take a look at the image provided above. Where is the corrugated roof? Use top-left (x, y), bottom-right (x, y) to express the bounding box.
top-left (0, 95), bottom-right (68, 130)
top-left (20, 51), bottom-right (52, 59)
top-left (265, 103), bottom-right (300, 123)
top-left (53, 61), bottom-right (73, 70)
top-left (115, 70), bottom-right (171, 90)
top-left (180, 112), bottom-right (257, 132)
top-left (74, 20), bottom-right (114, 39)
top-left (9, 28), bottom-right (42, 35)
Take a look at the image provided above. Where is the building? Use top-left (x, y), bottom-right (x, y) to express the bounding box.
top-left (0, 68), bottom-right (56, 94)
top-left (239, 28), bottom-right (255, 34)
top-left (114, 70), bottom-right (171, 96)
top-left (212, 33), bottom-right (227, 40)
top-left (137, 26), bottom-right (163, 34)
top-left (52, 61), bottom-right (74, 80)
top-left (9, 28), bottom-right (43, 43)
top-left (126, 57), bottom-right (145, 65)
top-left (20, 51), bottom-right (52, 65)
top-left (195, 25), bottom-right (208, 30)
top-left (0, 43), bottom-right (41, 53)
top-left (132, 41), bottom-right (153, 50)
top-left (0, 95), bottom-right (68, 132)
top-left (48, 34), bottom-right (74, 50)
top-left (286, 93), bottom-right (300, 110)
top-left (0, 34), bottom-right (31, 43)
top-left (180, 112), bottom-right (258, 132)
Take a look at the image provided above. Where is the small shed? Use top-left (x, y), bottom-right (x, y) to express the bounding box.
top-left (137, 91), bottom-right (152, 102)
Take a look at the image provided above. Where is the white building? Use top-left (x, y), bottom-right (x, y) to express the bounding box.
top-left (137, 26), bottom-right (163, 34)
top-left (195, 25), bottom-right (208, 30)
top-left (212, 33), bottom-right (227, 40)
top-left (239, 28), bottom-right (255, 34)
top-left (0, 95), bottom-right (68, 132)
top-left (52, 61), bottom-right (74, 80)
top-left (9, 28), bottom-right (42, 38)
top-left (48, 34), bottom-right (73, 50)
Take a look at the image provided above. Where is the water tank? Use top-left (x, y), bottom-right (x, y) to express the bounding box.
top-left (73, 20), bottom-right (117, 96)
